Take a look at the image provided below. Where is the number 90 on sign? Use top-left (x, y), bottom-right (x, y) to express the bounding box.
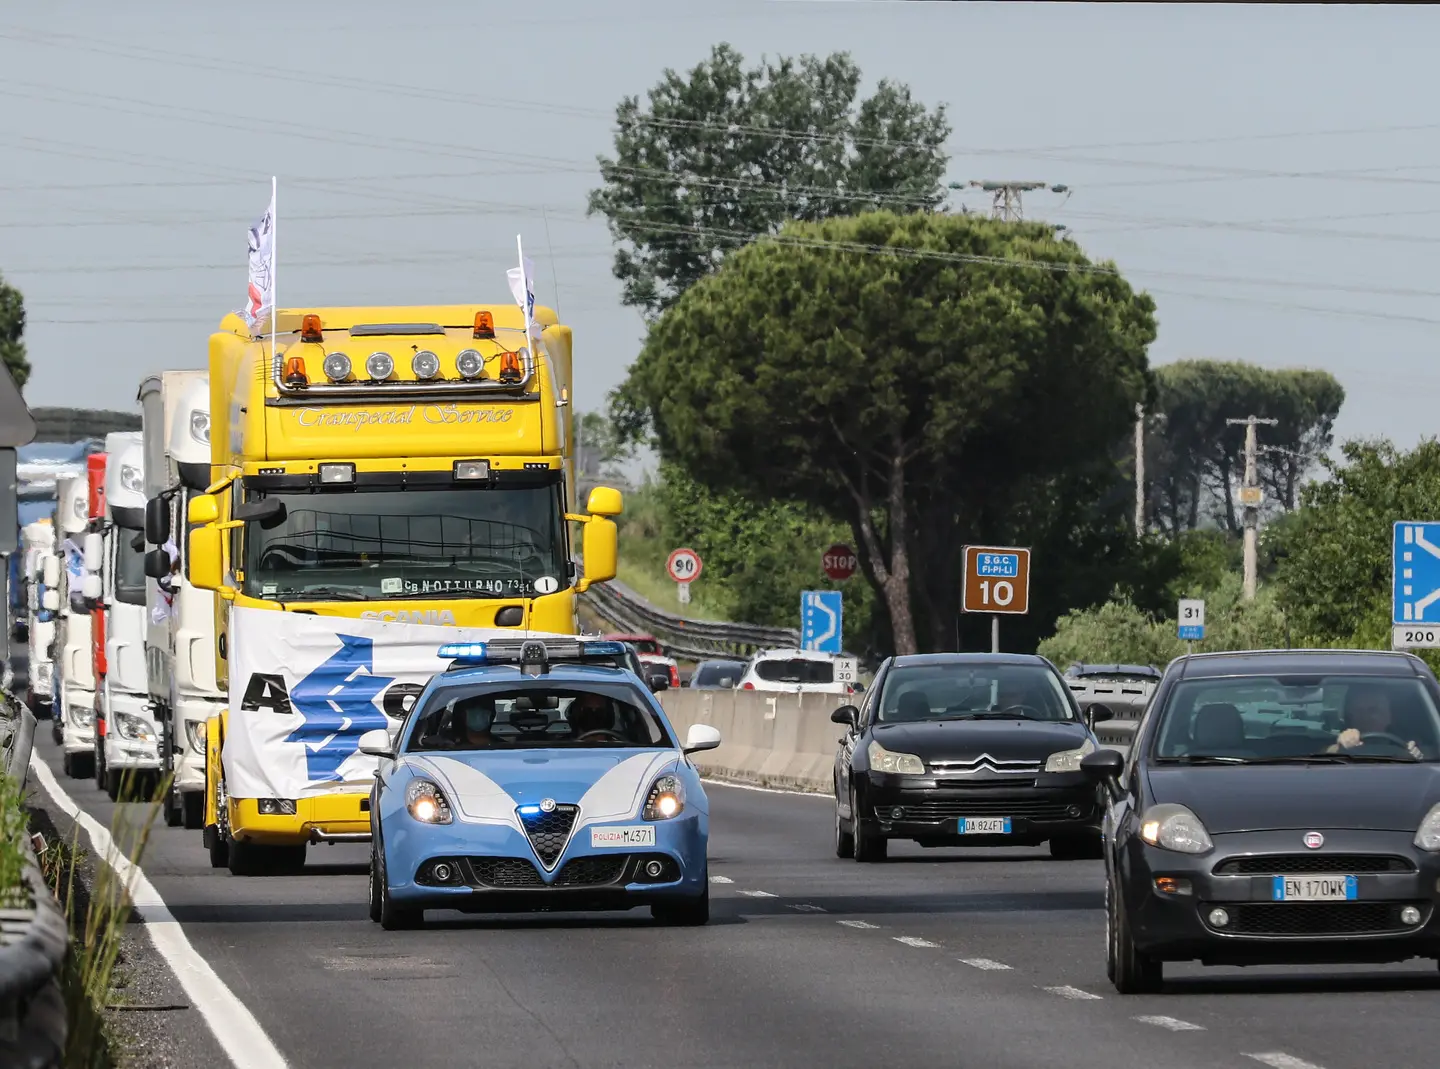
top-left (666, 548), bottom-right (703, 583)
top-left (1394, 625), bottom-right (1440, 649)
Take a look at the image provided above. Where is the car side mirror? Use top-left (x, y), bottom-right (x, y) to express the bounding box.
top-left (145, 495), bottom-right (171, 545)
top-left (1087, 703), bottom-right (1115, 725)
top-left (684, 723), bottom-right (721, 755)
top-left (1081, 748), bottom-right (1126, 801)
top-left (831, 705), bottom-right (859, 727)
top-left (357, 728), bottom-right (395, 759)
top-left (649, 676), bottom-right (669, 693)
top-left (143, 548), bottom-right (171, 580)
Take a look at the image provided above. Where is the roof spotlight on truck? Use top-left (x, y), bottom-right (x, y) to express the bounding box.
top-left (366, 352), bottom-right (395, 381)
top-left (412, 350), bottom-right (440, 379)
top-left (455, 349), bottom-right (484, 380)
top-left (322, 353), bottom-right (351, 382)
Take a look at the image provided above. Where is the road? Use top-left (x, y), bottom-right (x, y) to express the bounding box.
top-left (25, 729), bottom-right (1440, 1069)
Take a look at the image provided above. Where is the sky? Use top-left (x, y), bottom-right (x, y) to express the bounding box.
top-left (4, 2), bottom-right (1440, 471)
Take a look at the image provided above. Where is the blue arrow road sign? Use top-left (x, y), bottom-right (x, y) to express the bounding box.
top-left (1393, 522), bottom-right (1440, 624)
top-left (801, 591), bottom-right (843, 654)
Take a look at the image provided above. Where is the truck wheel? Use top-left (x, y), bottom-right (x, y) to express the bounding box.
top-left (163, 787), bottom-right (183, 827)
top-left (105, 769), bottom-right (121, 802)
top-left (182, 792), bottom-right (204, 831)
top-left (227, 838), bottom-right (262, 877)
top-left (67, 751), bottom-right (94, 780)
top-left (206, 825), bottom-right (229, 869)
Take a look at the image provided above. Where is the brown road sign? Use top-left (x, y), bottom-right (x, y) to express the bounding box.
top-left (962, 545), bottom-right (1031, 615)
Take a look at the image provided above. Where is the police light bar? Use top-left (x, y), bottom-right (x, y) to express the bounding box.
top-left (438, 639), bottom-right (628, 672)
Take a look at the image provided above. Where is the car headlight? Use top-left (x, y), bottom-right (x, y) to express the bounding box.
top-left (406, 779), bottom-right (453, 824)
top-left (1415, 803), bottom-right (1440, 851)
top-left (1044, 738), bottom-right (1096, 773)
top-left (643, 773), bottom-right (685, 820)
top-left (189, 410), bottom-right (210, 445)
top-left (867, 739), bottom-right (925, 775)
top-left (1139, 803), bottom-right (1213, 854)
top-left (116, 713), bottom-right (157, 743)
top-left (120, 464), bottom-right (143, 493)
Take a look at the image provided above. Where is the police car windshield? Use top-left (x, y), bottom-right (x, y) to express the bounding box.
top-left (405, 682), bottom-right (674, 751)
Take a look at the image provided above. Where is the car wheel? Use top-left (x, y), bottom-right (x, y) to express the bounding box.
top-left (1109, 876), bottom-right (1163, 994)
top-left (1104, 876), bottom-right (1117, 983)
top-left (653, 870), bottom-right (710, 926)
top-left (378, 853), bottom-right (422, 930)
top-left (368, 849), bottom-right (383, 923)
top-left (834, 794), bottom-right (855, 859)
top-left (851, 788), bottom-right (887, 863)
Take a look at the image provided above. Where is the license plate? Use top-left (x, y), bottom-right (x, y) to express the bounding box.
top-left (590, 825), bottom-right (656, 848)
top-left (957, 817), bottom-right (1011, 835)
top-left (1271, 875), bottom-right (1357, 901)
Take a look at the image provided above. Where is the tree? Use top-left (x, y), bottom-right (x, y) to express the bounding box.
top-left (574, 410), bottom-right (632, 484)
top-left (0, 272), bottom-right (28, 390)
top-left (588, 44), bottom-right (950, 318)
top-left (619, 211), bottom-right (1156, 655)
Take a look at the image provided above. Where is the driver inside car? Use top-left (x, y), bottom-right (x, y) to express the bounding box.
top-left (569, 692), bottom-right (620, 740)
top-left (1329, 685), bottom-right (1424, 758)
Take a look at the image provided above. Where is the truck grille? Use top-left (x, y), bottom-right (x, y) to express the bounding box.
top-left (519, 805), bottom-right (579, 869)
top-left (1213, 854), bottom-right (1415, 876)
top-left (1205, 901), bottom-right (1428, 937)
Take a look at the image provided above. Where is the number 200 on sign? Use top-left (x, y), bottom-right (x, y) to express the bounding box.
top-left (1395, 626), bottom-right (1440, 649)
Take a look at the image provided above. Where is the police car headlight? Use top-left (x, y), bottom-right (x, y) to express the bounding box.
top-left (115, 713), bottom-right (156, 743)
top-left (1139, 803), bottom-right (1213, 854)
top-left (643, 773), bottom-right (685, 820)
top-left (1045, 739), bottom-right (1095, 773)
top-left (1415, 803), bottom-right (1440, 852)
top-left (406, 780), bottom-right (452, 824)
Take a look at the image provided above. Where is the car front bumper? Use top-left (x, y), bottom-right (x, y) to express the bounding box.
top-left (1120, 828), bottom-right (1440, 965)
top-left (860, 770), bottom-right (1103, 845)
top-left (382, 810), bottom-right (708, 912)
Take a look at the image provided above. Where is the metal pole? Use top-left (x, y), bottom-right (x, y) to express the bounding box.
top-left (991, 615), bottom-right (999, 653)
top-left (1242, 418), bottom-right (1258, 601)
top-left (1134, 402), bottom-right (1145, 538)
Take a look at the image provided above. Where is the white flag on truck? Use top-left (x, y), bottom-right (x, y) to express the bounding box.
top-left (506, 234), bottom-right (541, 352)
top-left (242, 177), bottom-right (277, 328)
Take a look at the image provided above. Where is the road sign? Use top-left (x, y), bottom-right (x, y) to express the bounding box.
top-left (821, 544), bottom-right (858, 581)
top-left (1178, 598), bottom-right (1205, 641)
top-left (666, 547), bottom-right (702, 584)
top-left (801, 590), bottom-right (843, 653)
top-left (961, 546), bottom-right (1030, 615)
top-left (1238, 486), bottom-right (1263, 507)
top-left (1392, 522), bottom-right (1440, 648)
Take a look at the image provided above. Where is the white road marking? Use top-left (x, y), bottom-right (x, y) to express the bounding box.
top-left (957, 958), bottom-right (1012, 970)
top-left (1042, 985), bottom-right (1103, 1000)
top-left (787, 903), bottom-right (827, 912)
top-left (708, 875), bottom-right (733, 884)
top-left (1245, 1055), bottom-right (1326, 1069)
top-left (30, 754), bottom-right (290, 1069)
top-left (894, 936), bottom-right (940, 948)
top-left (738, 889), bottom-right (778, 898)
top-left (837, 920), bottom-right (879, 929)
top-left (703, 779), bottom-right (829, 798)
top-left (1134, 1015), bottom-right (1204, 1032)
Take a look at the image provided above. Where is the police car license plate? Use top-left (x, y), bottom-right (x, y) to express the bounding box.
top-left (957, 817), bottom-right (1011, 835)
top-left (1272, 875), bottom-right (1357, 901)
top-left (591, 825), bottom-right (656, 848)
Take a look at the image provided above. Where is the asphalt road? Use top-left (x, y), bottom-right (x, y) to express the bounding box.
top-left (24, 728), bottom-right (1440, 1069)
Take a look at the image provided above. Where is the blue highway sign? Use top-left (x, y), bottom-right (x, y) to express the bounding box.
top-left (976, 553), bottom-right (1019, 578)
top-left (1392, 522), bottom-right (1440, 625)
top-left (801, 590), bottom-right (843, 654)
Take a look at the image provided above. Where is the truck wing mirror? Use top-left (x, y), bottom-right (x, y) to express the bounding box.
top-left (144, 548), bottom-right (171, 580)
top-left (233, 498), bottom-right (287, 528)
top-left (145, 496), bottom-right (171, 545)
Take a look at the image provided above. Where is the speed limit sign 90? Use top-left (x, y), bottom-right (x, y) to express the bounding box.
top-left (666, 547), bottom-right (703, 583)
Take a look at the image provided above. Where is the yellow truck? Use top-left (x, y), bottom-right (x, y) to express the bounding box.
top-left (182, 302), bottom-right (622, 875)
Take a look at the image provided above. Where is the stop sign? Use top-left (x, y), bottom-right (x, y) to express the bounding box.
top-left (822, 544), bottom-right (858, 581)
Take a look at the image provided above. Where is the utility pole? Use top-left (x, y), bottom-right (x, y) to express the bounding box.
top-left (1134, 402), bottom-right (1145, 538)
top-left (1226, 415), bottom-right (1279, 601)
top-left (948, 181), bottom-right (1070, 222)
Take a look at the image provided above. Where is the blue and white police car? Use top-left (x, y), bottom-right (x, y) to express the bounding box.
top-left (360, 638), bottom-right (721, 929)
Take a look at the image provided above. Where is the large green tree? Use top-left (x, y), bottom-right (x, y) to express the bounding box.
top-left (588, 44), bottom-right (951, 318)
top-left (0, 272), bottom-right (28, 390)
top-left (618, 211), bottom-right (1156, 654)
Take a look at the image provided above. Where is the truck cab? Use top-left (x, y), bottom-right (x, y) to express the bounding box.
top-left (53, 474), bottom-right (97, 777)
top-left (20, 519), bottom-right (57, 717)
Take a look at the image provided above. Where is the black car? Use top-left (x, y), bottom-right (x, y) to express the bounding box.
top-left (688, 659), bottom-right (746, 690)
top-left (1082, 649), bottom-right (1440, 993)
top-left (832, 653), bottom-right (1114, 862)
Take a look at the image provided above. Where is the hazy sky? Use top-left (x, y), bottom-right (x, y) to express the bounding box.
top-left (4, 2), bottom-right (1440, 464)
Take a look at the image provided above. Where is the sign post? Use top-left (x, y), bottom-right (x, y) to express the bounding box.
top-left (801, 590), bottom-right (844, 653)
top-left (666, 547), bottom-right (702, 606)
top-left (821, 544), bottom-right (858, 582)
top-left (1392, 522), bottom-right (1440, 648)
top-left (1178, 598), bottom-right (1205, 651)
top-left (961, 545), bottom-right (1031, 652)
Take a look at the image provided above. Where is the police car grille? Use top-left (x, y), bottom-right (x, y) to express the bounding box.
top-left (520, 805), bottom-right (579, 868)
top-left (469, 857), bottom-right (545, 889)
top-left (1213, 854), bottom-right (1415, 875)
top-left (1207, 901), bottom-right (1427, 937)
top-left (552, 855), bottom-right (628, 887)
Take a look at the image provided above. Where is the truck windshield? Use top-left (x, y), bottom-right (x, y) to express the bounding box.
top-left (115, 529), bottom-right (147, 606)
top-left (241, 484), bottom-right (568, 601)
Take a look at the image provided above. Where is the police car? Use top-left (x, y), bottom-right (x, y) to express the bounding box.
top-left (360, 638), bottom-right (721, 930)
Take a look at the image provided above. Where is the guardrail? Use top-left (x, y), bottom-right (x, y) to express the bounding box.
top-left (2, 694), bottom-right (37, 791)
top-left (581, 578), bottom-right (800, 662)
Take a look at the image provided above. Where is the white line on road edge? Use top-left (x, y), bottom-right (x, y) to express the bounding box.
top-left (837, 920), bottom-right (879, 929)
top-left (1134, 1015), bottom-right (1204, 1032)
top-left (708, 875), bottom-right (734, 884)
top-left (957, 958), bottom-right (1013, 971)
top-left (1042, 985), bottom-right (1103, 1000)
top-left (787, 903), bottom-right (827, 912)
top-left (893, 936), bottom-right (940, 948)
top-left (703, 779), bottom-right (829, 799)
top-left (738, 889), bottom-right (778, 898)
top-left (1245, 1055), bottom-right (1326, 1069)
top-left (30, 755), bottom-right (289, 1069)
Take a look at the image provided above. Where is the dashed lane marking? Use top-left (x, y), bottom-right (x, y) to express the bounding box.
top-left (787, 903), bottom-right (827, 912)
top-left (1245, 1055), bottom-right (1326, 1069)
top-left (837, 920), bottom-right (879, 929)
top-left (738, 889), bottom-right (778, 898)
top-left (1134, 1015), bottom-right (1204, 1032)
top-left (957, 958), bottom-right (1013, 971)
top-left (1042, 985), bottom-right (1103, 1000)
top-left (708, 875), bottom-right (733, 884)
top-left (893, 936), bottom-right (941, 948)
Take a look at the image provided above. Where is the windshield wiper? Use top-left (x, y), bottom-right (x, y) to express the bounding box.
top-left (945, 711), bottom-right (1046, 722)
top-left (1245, 753), bottom-right (1419, 764)
top-left (274, 586), bottom-right (370, 602)
top-left (1155, 755), bottom-right (1248, 765)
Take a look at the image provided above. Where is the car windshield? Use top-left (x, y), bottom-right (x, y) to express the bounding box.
top-left (114, 528), bottom-right (146, 606)
top-left (878, 663), bottom-right (1077, 723)
top-left (755, 657), bottom-right (834, 684)
top-left (405, 682), bottom-right (673, 752)
top-left (1152, 674), bottom-right (1440, 763)
top-left (693, 662), bottom-right (744, 688)
top-left (241, 482), bottom-right (567, 601)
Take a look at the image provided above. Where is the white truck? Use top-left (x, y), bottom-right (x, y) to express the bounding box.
top-left (139, 371), bottom-right (218, 828)
top-left (20, 520), bottom-right (58, 717)
top-left (84, 431), bottom-right (157, 800)
top-left (52, 474), bottom-right (98, 776)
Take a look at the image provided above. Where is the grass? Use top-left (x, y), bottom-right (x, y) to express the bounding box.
top-left (0, 768), bottom-right (31, 908)
top-left (613, 486), bottom-right (731, 622)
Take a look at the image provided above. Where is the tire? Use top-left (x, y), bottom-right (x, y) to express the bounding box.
top-left (105, 768), bottom-right (121, 802)
top-left (94, 736), bottom-right (105, 789)
top-left (652, 882), bottom-right (710, 926)
top-left (368, 849), bottom-right (383, 923)
top-left (1049, 834), bottom-right (1103, 861)
top-left (206, 825), bottom-right (229, 869)
top-left (834, 794), bottom-right (855, 859)
top-left (62, 752), bottom-right (72, 778)
top-left (1109, 875), bottom-right (1163, 994)
top-left (181, 791), bottom-right (205, 831)
top-left (163, 786), bottom-right (183, 827)
top-left (378, 852), bottom-right (422, 930)
top-left (851, 788), bottom-right (887, 863)
top-left (67, 751), bottom-right (94, 781)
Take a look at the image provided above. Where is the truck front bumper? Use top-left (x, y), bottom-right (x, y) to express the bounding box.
top-left (229, 789), bottom-right (372, 847)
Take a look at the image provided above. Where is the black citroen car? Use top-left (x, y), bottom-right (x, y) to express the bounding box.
top-left (1082, 649), bottom-right (1440, 993)
top-left (832, 653), bottom-right (1114, 862)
